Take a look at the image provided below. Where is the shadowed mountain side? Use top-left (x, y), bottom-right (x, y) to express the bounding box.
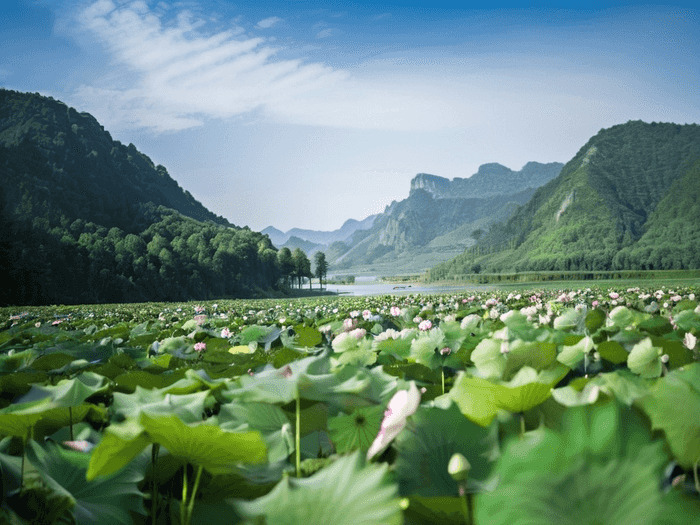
top-left (0, 89), bottom-right (282, 305)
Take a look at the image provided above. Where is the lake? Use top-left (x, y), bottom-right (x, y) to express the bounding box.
top-left (324, 282), bottom-right (496, 297)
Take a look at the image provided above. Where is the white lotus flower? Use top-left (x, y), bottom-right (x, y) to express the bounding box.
top-left (366, 382), bottom-right (421, 461)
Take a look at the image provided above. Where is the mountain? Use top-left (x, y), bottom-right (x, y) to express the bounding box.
top-left (326, 162), bottom-right (563, 275)
top-left (0, 89), bottom-right (282, 305)
top-left (410, 162), bottom-right (563, 199)
top-left (263, 215), bottom-right (377, 247)
top-left (429, 120), bottom-right (700, 279)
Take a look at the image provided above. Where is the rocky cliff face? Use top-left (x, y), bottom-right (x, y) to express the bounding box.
top-left (409, 162), bottom-right (563, 200)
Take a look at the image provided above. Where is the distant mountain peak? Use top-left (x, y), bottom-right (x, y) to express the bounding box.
top-left (409, 162), bottom-right (563, 199)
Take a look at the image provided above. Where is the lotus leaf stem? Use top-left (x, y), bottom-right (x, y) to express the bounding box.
top-left (296, 393), bottom-right (301, 477)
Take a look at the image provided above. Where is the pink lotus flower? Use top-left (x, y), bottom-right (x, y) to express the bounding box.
top-left (684, 332), bottom-right (697, 350)
top-left (362, 309), bottom-right (372, 320)
top-left (367, 382), bottom-right (421, 461)
top-left (418, 320), bottom-right (432, 331)
top-left (221, 327), bottom-right (232, 338)
top-left (609, 292), bottom-right (620, 300)
top-left (194, 342), bottom-right (206, 353)
top-left (592, 300), bottom-right (599, 308)
top-left (390, 306), bottom-right (401, 316)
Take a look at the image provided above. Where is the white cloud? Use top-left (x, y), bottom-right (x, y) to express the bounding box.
top-left (69, 0), bottom-right (476, 134)
top-left (316, 28), bottom-right (333, 38)
top-left (67, 1), bottom-right (684, 137)
top-left (257, 16), bottom-right (281, 29)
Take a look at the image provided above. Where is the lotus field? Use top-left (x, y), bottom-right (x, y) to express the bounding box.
top-left (1, 285), bottom-right (700, 524)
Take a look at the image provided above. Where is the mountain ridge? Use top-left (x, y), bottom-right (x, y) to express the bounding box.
top-left (429, 120), bottom-right (700, 278)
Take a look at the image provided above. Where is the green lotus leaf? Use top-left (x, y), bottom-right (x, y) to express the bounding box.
top-left (22, 372), bottom-right (110, 408)
top-left (138, 412), bottom-right (267, 474)
top-left (30, 352), bottom-right (75, 371)
top-left (638, 363), bottom-right (700, 469)
top-left (504, 340), bottom-right (557, 380)
top-left (585, 308), bottom-right (606, 333)
top-left (294, 324), bottom-right (323, 347)
top-left (218, 402), bottom-right (294, 463)
top-left (553, 308), bottom-right (586, 332)
top-left (113, 370), bottom-right (179, 392)
top-left (393, 401), bottom-right (499, 497)
top-left (402, 495), bottom-right (465, 525)
top-left (447, 367), bottom-right (559, 427)
top-left (373, 333), bottom-right (416, 360)
top-left (86, 419), bottom-right (151, 480)
top-left (551, 382), bottom-right (602, 407)
top-left (674, 309), bottom-right (700, 331)
top-left (627, 337), bottom-right (663, 378)
top-left (111, 387), bottom-right (211, 424)
top-left (588, 370), bottom-right (651, 406)
top-left (0, 396), bottom-right (57, 438)
top-left (234, 451), bottom-right (402, 525)
top-left (597, 340), bottom-right (629, 364)
top-left (557, 336), bottom-right (594, 369)
top-left (470, 338), bottom-right (506, 380)
top-left (327, 405), bottom-right (384, 454)
top-left (609, 306), bottom-right (636, 329)
top-left (26, 440), bottom-right (147, 525)
top-left (476, 401), bottom-right (688, 525)
top-left (333, 347), bottom-right (378, 368)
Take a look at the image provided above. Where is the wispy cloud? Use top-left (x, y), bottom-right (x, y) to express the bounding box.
top-left (66, 1), bottom-right (671, 137)
top-left (68, 0), bottom-right (473, 134)
top-left (257, 16), bottom-right (281, 29)
top-left (71, 0), bottom-right (347, 132)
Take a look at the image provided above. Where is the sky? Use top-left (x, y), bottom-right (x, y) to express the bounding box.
top-left (1, 1), bottom-right (699, 232)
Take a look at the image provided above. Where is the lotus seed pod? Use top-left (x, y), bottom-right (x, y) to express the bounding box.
top-left (448, 452), bottom-right (471, 482)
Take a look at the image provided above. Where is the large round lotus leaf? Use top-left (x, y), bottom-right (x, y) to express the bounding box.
top-left (557, 336), bottom-right (593, 369)
top-left (627, 338), bottom-right (663, 378)
top-left (139, 412), bottom-right (267, 474)
top-left (638, 363), bottom-right (700, 469)
top-left (294, 324), bottom-right (323, 347)
top-left (26, 439), bottom-right (148, 525)
top-left (327, 405), bottom-right (384, 454)
top-left (448, 367), bottom-right (564, 427)
top-left (234, 451), bottom-right (402, 525)
top-left (0, 396), bottom-right (56, 438)
top-left (470, 338), bottom-right (506, 379)
top-left (393, 401), bottom-right (499, 497)
top-left (218, 402), bottom-right (294, 463)
top-left (476, 402), bottom-right (690, 525)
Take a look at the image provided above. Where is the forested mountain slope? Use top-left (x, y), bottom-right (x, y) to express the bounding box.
top-left (0, 89), bottom-right (280, 305)
top-left (429, 121), bottom-right (700, 279)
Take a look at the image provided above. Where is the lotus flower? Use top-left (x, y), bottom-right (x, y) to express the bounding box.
top-left (366, 382), bottom-right (421, 461)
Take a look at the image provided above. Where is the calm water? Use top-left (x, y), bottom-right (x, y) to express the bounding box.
top-left (324, 282), bottom-right (495, 297)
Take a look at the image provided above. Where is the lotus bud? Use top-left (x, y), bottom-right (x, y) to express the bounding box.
top-left (448, 452), bottom-right (471, 482)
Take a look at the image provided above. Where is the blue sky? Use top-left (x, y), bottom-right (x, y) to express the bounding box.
top-left (2, 1), bottom-right (699, 232)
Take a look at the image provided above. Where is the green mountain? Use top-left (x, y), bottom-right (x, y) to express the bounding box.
top-left (429, 120), bottom-right (700, 279)
top-left (0, 89), bottom-right (281, 305)
top-left (327, 162), bottom-right (563, 275)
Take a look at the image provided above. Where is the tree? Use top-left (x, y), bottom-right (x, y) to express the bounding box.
top-left (292, 248), bottom-right (311, 289)
top-left (314, 251), bottom-right (328, 290)
top-left (277, 247), bottom-right (294, 288)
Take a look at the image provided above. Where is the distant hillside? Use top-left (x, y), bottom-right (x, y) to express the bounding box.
top-left (327, 162), bottom-right (563, 275)
top-left (429, 121), bottom-right (700, 279)
top-left (0, 89), bottom-right (281, 305)
top-left (263, 215), bottom-right (377, 247)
